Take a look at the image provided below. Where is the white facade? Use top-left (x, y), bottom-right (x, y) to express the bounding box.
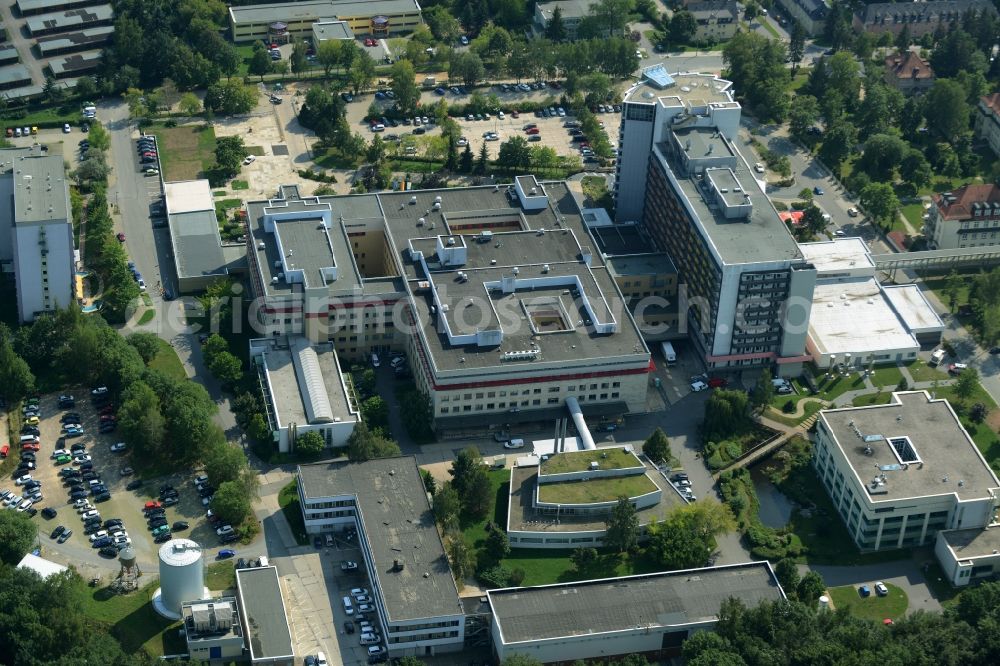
top-left (0, 149), bottom-right (75, 323)
top-left (158, 539), bottom-right (206, 617)
top-left (935, 526), bottom-right (1000, 587)
top-left (813, 393), bottom-right (1000, 552)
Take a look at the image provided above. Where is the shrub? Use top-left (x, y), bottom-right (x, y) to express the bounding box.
top-left (782, 399), bottom-right (795, 413)
top-left (477, 565), bottom-right (514, 588)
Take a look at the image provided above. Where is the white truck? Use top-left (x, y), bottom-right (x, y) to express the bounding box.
top-left (930, 349), bottom-right (946, 366)
top-left (661, 341), bottom-right (677, 365)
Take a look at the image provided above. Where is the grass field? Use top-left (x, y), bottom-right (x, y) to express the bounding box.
top-left (900, 203), bottom-right (924, 232)
top-left (231, 180), bottom-right (249, 190)
top-left (76, 579), bottom-right (183, 658)
top-left (149, 125), bottom-right (217, 181)
top-left (905, 359), bottom-right (949, 382)
top-left (205, 561), bottom-right (237, 593)
top-left (279, 479), bottom-right (309, 545)
top-left (537, 474), bottom-right (657, 504)
top-left (828, 582), bottom-right (909, 622)
top-left (137, 310), bottom-right (155, 325)
top-left (148, 338), bottom-right (186, 380)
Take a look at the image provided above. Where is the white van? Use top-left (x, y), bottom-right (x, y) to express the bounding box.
top-left (19, 435), bottom-right (39, 444)
top-left (930, 349), bottom-right (946, 366)
top-left (661, 341), bottom-right (677, 365)
top-left (360, 633), bottom-right (381, 645)
top-left (342, 596), bottom-right (354, 615)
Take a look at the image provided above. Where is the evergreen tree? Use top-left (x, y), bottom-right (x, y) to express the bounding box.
top-left (460, 143), bottom-right (474, 172)
top-left (474, 142), bottom-right (489, 175)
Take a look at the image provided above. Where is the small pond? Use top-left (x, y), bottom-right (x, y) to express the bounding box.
top-left (750, 465), bottom-right (795, 528)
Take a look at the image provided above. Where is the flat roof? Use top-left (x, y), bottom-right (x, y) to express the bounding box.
top-left (489, 562), bottom-right (784, 644)
top-left (164, 180), bottom-right (213, 214)
top-left (297, 457), bottom-right (464, 622)
top-left (312, 20), bottom-right (354, 41)
top-left (17, 553), bottom-right (68, 579)
top-left (818, 391), bottom-right (1000, 502)
top-left (535, 0), bottom-right (594, 20)
top-left (0, 45), bottom-right (19, 63)
top-left (35, 26), bottom-right (114, 54)
top-left (808, 278), bottom-right (919, 357)
top-left (2, 151), bottom-right (69, 225)
top-left (539, 447), bottom-right (640, 474)
top-left (164, 180), bottom-right (228, 281)
top-left (256, 337), bottom-right (355, 427)
top-left (18, 0), bottom-right (100, 12)
top-left (624, 70), bottom-right (736, 107)
top-left (882, 284), bottom-right (945, 333)
top-left (0, 65), bottom-right (33, 85)
top-left (606, 253), bottom-right (677, 278)
top-left (230, 0), bottom-right (419, 24)
top-left (799, 238), bottom-right (875, 273)
top-left (939, 526), bottom-right (1000, 560)
top-left (26, 4), bottom-right (112, 33)
top-left (659, 138), bottom-right (802, 266)
top-left (235, 567), bottom-right (293, 661)
top-left (273, 217), bottom-right (337, 289)
top-left (508, 464), bottom-right (684, 533)
top-left (47, 50), bottom-right (102, 76)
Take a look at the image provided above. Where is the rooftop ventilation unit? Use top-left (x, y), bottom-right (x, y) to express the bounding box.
top-left (257, 241), bottom-right (265, 250)
top-left (446, 237), bottom-right (456, 246)
top-left (417, 217), bottom-right (425, 226)
top-left (542, 264), bottom-right (549, 273)
top-left (409, 196), bottom-right (417, 205)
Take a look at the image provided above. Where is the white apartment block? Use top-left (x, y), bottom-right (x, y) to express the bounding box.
top-left (0, 147), bottom-right (74, 322)
top-left (926, 183), bottom-right (1000, 250)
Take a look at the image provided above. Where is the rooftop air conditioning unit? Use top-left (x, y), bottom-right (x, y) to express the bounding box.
top-left (409, 196), bottom-right (417, 205)
top-left (257, 241), bottom-right (265, 250)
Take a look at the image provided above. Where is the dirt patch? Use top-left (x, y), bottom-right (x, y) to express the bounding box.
top-left (987, 409), bottom-right (1000, 432)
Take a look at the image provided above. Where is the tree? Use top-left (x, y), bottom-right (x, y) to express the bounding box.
top-left (361, 395), bottom-right (389, 430)
top-left (859, 182), bottom-right (900, 229)
top-left (486, 528), bottom-right (511, 561)
top-left (212, 480), bottom-right (252, 526)
top-left (349, 53), bottom-right (377, 94)
top-left (296, 431), bottom-right (326, 458)
top-left (317, 39), bottom-right (342, 76)
top-left (788, 22), bottom-right (806, 68)
top-left (954, 367), bottom-right (980, 403)
top-left (924, 79), bottom-right (971, 141)
top-left (446, 536), bottom-right (474, 585)
top-left (204, 442), bottom-right (249, 486)
top-left (347, 421), bottom-right (401, 461)
top-left (125, 331), bottom-right (160, 364)
top-left (475, 141), bottom-right (490, 174)
top-left (796, 571), bottom-right (826, 604)
top-left (570, 546), bottom-right (599, 571)
top-left (460, 142), bottom-right (473, 172)
top-left (204, 79), bottom-right (256, 115)
top-left (390, 59), bottom-right (421, 115)
top-left (434, 483), bottom-right (461, 529)
top-left (945, 270), bottom-right (963, 311)
top-left (449, 51), bottom-right (486, 86)
top-left (214, 135), bottom-right (246, 178)
top-left (857, 133), bottom-right (908, 182)
top-left (248, 43), bottom-right (272, 82)
top-left (421, 469), bottom-right (437, 495)
top-left (642, 428), bottom-right (672, 464)
top-left (721, 32), bottom-right (791, 123)
top-left (208, 350), bottom-right (243, 386)
top-left (668, 11), bottom-right (697, 44)
top-left (931, 28), bottom-right (986, 79)
top-left (605, 496), bottom-right (639, 552)
top-left (179, 92), bottom-right (202, 116)
top-left (702, 389), bottom-right (751, 442)
top-left (497, 135), bottom-right (531, 171)
top-left (0, 511), bottom-right (36, 565)
top-left (788, 95), bottom-right (819, 141)
top-left (0, 333), bottom-right (35, 404)
top-left (589, 0), bottom-right (635, 36)
top-left (774, 559), bottom-right (801, 599)
top-left (117, 380), bottom-right (166, 462)
top-left (899, 150), bottom-right (932, 192)
top-left (424, 5), bottom-right (461, 43)
top-left (648, 516), bottom-right (713, 569)
top-left (750, 368), bottom-right (775, 414)
top-left (545, 5), bottom-right (567, 41)
top-left (290, 40), bottom-right (308, 74)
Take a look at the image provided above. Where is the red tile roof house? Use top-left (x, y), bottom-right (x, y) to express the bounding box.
top-left (927, 184), bottom-right (1000, 250)
top-left (883, 51), bottom-right (934, 94)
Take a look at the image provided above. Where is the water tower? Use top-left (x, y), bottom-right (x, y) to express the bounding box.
top-left (152, 539), bottom-right (208, 619)
top-left (113, 546), bottom-right (141, 593)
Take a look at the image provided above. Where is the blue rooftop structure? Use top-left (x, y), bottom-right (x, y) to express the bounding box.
top-left (642, 64), bottom-right (675, 89)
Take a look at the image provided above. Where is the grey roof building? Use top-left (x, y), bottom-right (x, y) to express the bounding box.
top-left (489, 562), bottom-right (786, 663)
top-left (854, 0), bottom-right (996, 37)
top-left (163, 180), bottom-right (229, 294)
top-left (297, 457), bottom-right (465, 655)
top-left (26, 4), bottom-right (113, 37)
top-left (235, 567), bottom-right (294, 666)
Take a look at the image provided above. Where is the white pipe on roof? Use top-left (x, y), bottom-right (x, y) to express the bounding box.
top-left (565, 397), bottom-right (595, 450)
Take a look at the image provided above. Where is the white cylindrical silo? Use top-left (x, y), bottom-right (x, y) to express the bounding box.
top-left (157, 539), bottom-right (204, 616)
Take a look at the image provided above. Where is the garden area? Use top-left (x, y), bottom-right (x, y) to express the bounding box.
top-left (703, 389), bottom-right (781, 469)
top-left (215, 197), bottom-right (245, 242)
top-left (75, 578), bottom-right (185, 658)
top-left (279, 479), bottom-right (309, 546)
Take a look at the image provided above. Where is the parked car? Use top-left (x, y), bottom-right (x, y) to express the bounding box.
top-left (690, 380), bottom-right (708, 392)
top-left (874, 581), bottom-right (888, 597)
top-left (217, 549), bottom-right (236, 560)
top-left (57, 529), bottom-right (72, 544)
top-left (948, 363), bottom-right (968, 375)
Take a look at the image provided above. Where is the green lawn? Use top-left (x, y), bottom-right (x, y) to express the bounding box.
top-left (205, 561), bottom-right (237, 593)
top-left (148, 338), bottom-right (186, 380)
top-left (76, 578), bottom-right (184, 658)
top-left (852, 392), bottom-right (894, 407)
top-left (540, 448), bottom-right (639, 474)
top-left (149, 124), bottom-right (217, 181)
top-left (279, 479), bottom-right (309, 546)
top-left (905, 359), bottom-right (950, 383)
top-left (828, 582), bottom-right (909, 622)
top-left (869, 365), bottom-right (904, 389)
top-left (231, 180), bottom-right (249, 190)
top-left (137, 310), bottom-right (155, 325)
top-left (537, 474), bottom-right (657, 504)
top-left (900, 203), bottom-right (924, 232)
top-left (759, 18), bottom-right (781, 39)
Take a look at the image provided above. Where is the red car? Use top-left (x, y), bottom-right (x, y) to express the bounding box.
top-left (708, 377), bottom-right (727, 389)
top-left (22, 442), bottom-right (40, 452)
top-left (525, 127), bottom-right (540, 135)
top-left (144, 501), bottom-right (162, 510)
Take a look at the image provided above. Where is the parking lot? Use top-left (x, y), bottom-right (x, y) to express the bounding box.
top-left (7, 391), bottom-right (217, 569)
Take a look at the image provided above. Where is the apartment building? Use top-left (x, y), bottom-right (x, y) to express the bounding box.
top-left (976, 92), bottom-right (1000, 157)
top-left (615, 66), bottom-right (816, 375)
top-left (853, 0), bottom-right (996, 37)
top-left (532, 0), bottom-right (599, 40)
top-left (813, 392), bottom-right (1000, 553)
top-left (775, 0), bottom-right (829, 36)
top-left (926, 183), bottom-right (1000, 250)
top-left (0, 147), bottom-right (75, 322)
top-left (243, 180), bottom-right (651, 434)
top-left (884, 51), bottom-right (934, 94)
top-left (297, 458), bottom-right (465, 656)
top-left (228, 0), bottom-right (421, 43)
top-left (687, 1), bottom-right (738, 44)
